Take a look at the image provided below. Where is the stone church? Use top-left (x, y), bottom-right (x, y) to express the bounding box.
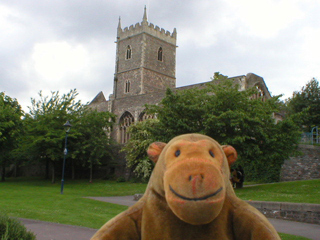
top-left (90, 7), bottom-right (271, 146)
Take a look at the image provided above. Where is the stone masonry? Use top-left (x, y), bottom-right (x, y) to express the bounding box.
top-left (134, 194), bottom-right (320, 224)
top-left (281, 144), bottom-right (320, 181)
top-left (89, 7), bottom-right (273, 176)
top-left (248, 201), bottom-right (320, 224)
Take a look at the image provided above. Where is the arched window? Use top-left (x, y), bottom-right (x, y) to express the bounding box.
top-left (256, 85), bottom-right (264, 97)
top-left (119, 112), bottom-right (134, 144)
top-left (251, 85), bottom-right (265, 101)
top-left (139, 112), bottom-right (155, 121)
top-left (158, 47), bottom-right (163, 61)
top-left (125, 80), bottom-right (131, 93)
top-left (126, 45), bottom-right (132, 60)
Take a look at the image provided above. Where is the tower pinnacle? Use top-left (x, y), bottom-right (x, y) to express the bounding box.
top-left (142, 5), bottom-right (147, 23)
top-left (117, 17), bottom-right (122, 37)
top-left (118, 16), bottom-right (121, 29)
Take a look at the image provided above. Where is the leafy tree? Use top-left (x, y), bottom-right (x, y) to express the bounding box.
top-left (20, 89), bottom-right (116, 182)
top-left (286, 78), bottom-right (320, 131)
top-left (24, 89), bottom-right (82, 183)
top-left (147, 88), bottom-right (206, 142)
top-left (71, 108), bottom-right (116, 182)
top-left (127, 73), bottom-right (300, 182)
top-left (122, 119), bottom-right (160, 180)
top-left (0, 92), bottom-right (24, 181)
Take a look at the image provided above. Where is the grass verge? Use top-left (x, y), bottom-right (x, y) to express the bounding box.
top-left (235, 179), bottom-right (320, 204)
top-left (0, 178), bottom-right (146, 229)
top-left (279, 233), bottom-right (311, 240)
top-left (0, 178), bottom-right (318, 239)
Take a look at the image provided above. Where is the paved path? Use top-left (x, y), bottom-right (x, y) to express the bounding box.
top-left (20, 218), bottom-right (96, 240)
top-left (21, 196), bottom-right (320, 240)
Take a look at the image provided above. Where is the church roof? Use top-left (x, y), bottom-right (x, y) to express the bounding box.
top-left (90, 91), bottom-right (106, 104)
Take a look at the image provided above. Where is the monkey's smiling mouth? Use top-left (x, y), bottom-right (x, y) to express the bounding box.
top-left (169, 186), bottom-right (223, 201)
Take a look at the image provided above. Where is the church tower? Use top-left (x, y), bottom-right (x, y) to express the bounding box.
top-left (89, 7), bottom-right (272, 177)
top-left (113, 7), bottom-right (177, 99)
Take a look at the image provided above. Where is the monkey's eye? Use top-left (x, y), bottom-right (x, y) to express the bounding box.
top-left (175, 150), bottom-right (181, 157)
top-left (209, 150), bottom-right (215, 158)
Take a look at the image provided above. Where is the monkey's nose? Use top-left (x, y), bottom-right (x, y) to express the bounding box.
top-left (188, 174), bottom-right (204, 181)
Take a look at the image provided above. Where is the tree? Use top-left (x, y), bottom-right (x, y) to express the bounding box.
top-left (0, 92), bottom-right (24, 181)
top-left (147, 88), bottom-right (206, 142)
top-left (20, 89), bottom-right (117, 182)
top-left (71, 108), bottom-right (116, 182)
top-left (24, 89), bottom-right (82, 183)
top-left (202, 75), bottom-right (301, 181)
top-left (286, 78), bottom-right (320, 131)
top-left (122, 119), bottom-right (160, 180)
top-left (127, 73), bottom-right (300, 182)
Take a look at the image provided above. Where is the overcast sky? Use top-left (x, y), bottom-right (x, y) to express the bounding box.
top-left (1, 0), bottom-right (319, 111)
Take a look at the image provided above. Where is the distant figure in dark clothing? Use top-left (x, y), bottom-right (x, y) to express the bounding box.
top-left (230, 165), bottom-right (244, 188)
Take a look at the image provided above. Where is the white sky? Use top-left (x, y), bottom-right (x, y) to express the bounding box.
top-left (1, 0), bottom-right (319, 111)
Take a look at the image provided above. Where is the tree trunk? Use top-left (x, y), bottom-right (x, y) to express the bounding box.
top-left (51, 162), bottom-right (55, 184)
top-left (1, 162), bottom-right (6, 182)
top-left (72, 159), bottom-right (75, 180)
top-left (89, 161), bottom-right (93, 183)
top-left (45, 159), bottom-right (49, 179)
top-left (13, 163), bottom-right (17, 178)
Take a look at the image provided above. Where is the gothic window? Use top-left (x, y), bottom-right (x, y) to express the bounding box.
top-left (126, 45), bottom-right (132, 60)
top-left (119, 111), bottom-right (134, 144)
top-left (158, 47), bottom-right (163, 61)
top-left (251, 85), bottom-right (265, 101)
top-left (125, 80), bottom-right (131, 93)
top-left (255, 85), bottom-right (264, 98)
top-left (139, 112), bottom-right (156, 121)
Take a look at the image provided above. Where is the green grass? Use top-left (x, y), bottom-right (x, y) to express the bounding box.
top-left (235, 179), bottom-right (320, 204)
top-left (0, 178), bottom-right (318, 240)
top-left (0, 178), bottom-right (147, 229)
top-left (279, 233), bottom-right (311, 240)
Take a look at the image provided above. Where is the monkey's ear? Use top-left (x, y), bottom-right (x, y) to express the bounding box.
top-left (147, 142), bottom-right (166, 163)
top-left (222, 145), bottom-right (237, 167)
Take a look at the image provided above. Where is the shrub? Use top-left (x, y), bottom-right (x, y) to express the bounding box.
top-left (116, 177), bottom-right (126, 183)
top-left (0, 213), bottom-right (36, 240)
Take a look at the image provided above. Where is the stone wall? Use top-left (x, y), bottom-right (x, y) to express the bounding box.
top-left (14, 164), bottom-right (47, 177)
top-left (248, 201), bottom-right (320, 224)
top-left (281, 145), bottom-right (320, 181)
top-left (133, 194), bottom-right (320, 224)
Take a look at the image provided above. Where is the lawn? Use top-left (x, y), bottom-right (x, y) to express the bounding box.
top-left (278, 233), bottom-right (310, 240)
top-left (0, 178), bottom-right (318, 240)
top-left (0, 178), bottom-right (147, 229)
top-left (235, 179), bottom-right (320, 204)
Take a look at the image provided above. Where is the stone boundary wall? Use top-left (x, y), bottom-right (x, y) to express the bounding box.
top-left (247, 201), bottom-right (320, 225)
top-left (281, 144), bottom-right (320, 181)
top-left (134, 194), bottom-right (320, 224)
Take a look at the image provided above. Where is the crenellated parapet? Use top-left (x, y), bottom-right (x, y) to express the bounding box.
top-left (117, 7), bottom-right (177, 45)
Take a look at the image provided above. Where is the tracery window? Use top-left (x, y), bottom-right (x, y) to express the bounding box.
top-left (256, 86), bottom-right (264, 98)
top-left (139, 112), bottom-right (155, 121)
top-left (251, 85), bottom-right (265, 101)
top-left (119, 112), bottom-right (134, 144)
top-left (158, 47), bottom-right (163, 61)
top-left (256, 85), bottom-right (264, 97)
top-left (126, 45), bottom-right (132, 60)
top-left (125, 80), bottom-right (131, 93)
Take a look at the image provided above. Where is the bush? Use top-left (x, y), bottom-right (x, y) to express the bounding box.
top-left (116, 177), bottom-right (126, 183)
top-left (0, 213), bottom-right (36, 240)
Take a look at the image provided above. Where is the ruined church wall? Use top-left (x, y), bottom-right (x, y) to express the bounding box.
top-left (280, 145), bottom-right (320, 181)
